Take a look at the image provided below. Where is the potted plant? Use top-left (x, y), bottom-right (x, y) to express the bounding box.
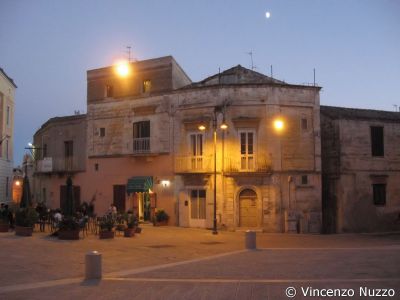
top-left (123, 213), bottom-right (138, 237)
top-left (58, 216), bottom-right (80, 240)
top-left (153, 209), bottom-right (169, 226)
top-left (15, 207), bottom-right (38, 236)
top-left (115, 213), bottom-right (126, 232)
top-left (99, 214), bottom-right (115, 239)
top-left (0, 208), bottom-right (9, 232)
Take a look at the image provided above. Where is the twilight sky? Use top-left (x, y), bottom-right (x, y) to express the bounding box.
top-left (0, 0), bottom-right (399, 166)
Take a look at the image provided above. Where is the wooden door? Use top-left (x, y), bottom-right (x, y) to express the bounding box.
top-left (239, 189), bottom-right (257, 227)
top-left (113, 185), bottom-right (126, 213)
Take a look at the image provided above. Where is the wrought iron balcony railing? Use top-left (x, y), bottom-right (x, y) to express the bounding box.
top-left (133, 137), bottom-right (150, 154)
top-left (36, 157), bottom-right (84, 173)
top-left (224, 154), bottom-right (272, 173)
top-left (175, 155), bottom-right (213, 173)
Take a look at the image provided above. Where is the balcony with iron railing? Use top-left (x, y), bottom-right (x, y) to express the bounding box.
top-left (224, 154), bottom-right (272, 174)
top-left (175, 155), bottom-right (213, 173)
top-left (35, 156), bottom-right (84, 173)
top-left (133, 137), bottom-right (150, 154)
top-left (175, 153), bottom-right (272, 174)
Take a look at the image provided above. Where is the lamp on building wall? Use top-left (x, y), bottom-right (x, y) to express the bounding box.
top-left (273, 116), bottom-right (285, 232)
top-left (161, 180), bottom-right (170, 187)
top-left (115, 60), bottom-right (131, 78)
top-left (199, 101), bottom-right (229, 235)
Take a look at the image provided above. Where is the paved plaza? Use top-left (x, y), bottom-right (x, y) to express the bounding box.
top-left (0, 225), bottom-right (399, 299)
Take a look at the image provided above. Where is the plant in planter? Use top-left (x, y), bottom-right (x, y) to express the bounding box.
top-left (115, 213), bottom-right (126, 232)
top-left (0, 208), bottom-right (10, 232)
top-left (15, 207), bottom-right (38, 236)
top-left (123, 213), bottom-right (138, 237)
top-left (58, 216), bottom-right (80, 240)
top-left (153, 209), bottom-right (169, 226)
top-left (99, 214), bottom-right (115, 239)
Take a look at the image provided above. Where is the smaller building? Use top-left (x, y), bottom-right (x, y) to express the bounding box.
top-left (321, 106), bottom-right (400, 233)
top-left (33, 114), bottom-right (86, 209)
top-left (0, 68), bottom-right (16, 203)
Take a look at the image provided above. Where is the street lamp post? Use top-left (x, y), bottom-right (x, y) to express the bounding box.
top-left (200, 103), bottom-right (229, 235)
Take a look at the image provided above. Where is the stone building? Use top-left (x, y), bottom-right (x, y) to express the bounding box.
top-left (0, 68), bottom-right (16, 204)
top-left (33, 114), bottom-right (86, 209)
top-left (174, 66), bottom-right (322, 233)
top-left (84, 56), bottom-right (191, 223)
top-left (32, 56), bottom-right (322, 232)
top-left (321, 106), bottom-right (400, 233)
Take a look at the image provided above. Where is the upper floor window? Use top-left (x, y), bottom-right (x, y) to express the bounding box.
top-left (6, 106), bottom-right (10, 126)
top-left (189, 133), bottom-right (203, 170)
top-left (371, 126), bottom-right (384, 157)
top-left (373, 184), bottom-right (386, 206)
top-left (64, 140), bottom-right (73, 170)
top-left (301, 175), bottom-right (308, 185)
top-left (105, 85), bottom-right (114, 98)
top-left (301, 118), bottom-right (308, 131)
top-left (142, 80), bottom-right (152, 93)
top-left (99, 128), bottom-right (106, 137)
top-left (42, 144), bottom-right (48, 158)
top-left (240, 130), bottom-right (255, 170)
top-left (64, 141), bottom-right (73, 157)
top-left (6, 140), bottom-right (9, 160)
top-left (133, 121), bottom-right (150, 153)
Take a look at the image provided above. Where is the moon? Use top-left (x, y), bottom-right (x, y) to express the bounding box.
top-left (265, 11), bottom-right (271, 19)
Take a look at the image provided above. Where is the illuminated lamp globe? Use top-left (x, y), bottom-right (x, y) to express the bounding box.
top-left (116, 61), bottom-right (130, 77)
top-left (274, 119), bottom-right (284, 131)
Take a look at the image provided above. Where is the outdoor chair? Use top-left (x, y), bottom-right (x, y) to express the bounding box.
top-left (79, 216), bottom-right (89, 238)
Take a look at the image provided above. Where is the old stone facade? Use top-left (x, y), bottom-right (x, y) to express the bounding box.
top-left (321, 106), bottom-right (400, 233)
top-left (32, 56), bottom-right (322, 232)
top-left (33, 114), bottom-right (87, 208)
top-left (173, 67), bottom-right (321, 233)
top-left (0, 68), bottom-right (16, 204)
top-left (33, 56), bottom-right (400, 233)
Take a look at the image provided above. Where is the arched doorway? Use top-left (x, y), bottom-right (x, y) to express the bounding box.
top-left (239, 189), bottom-right (257, 227)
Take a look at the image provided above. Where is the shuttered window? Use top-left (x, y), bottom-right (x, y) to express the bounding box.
top-left (373, 184), bottom-right (386, 206)
top-left (371, 126), bottom-right (384, 157)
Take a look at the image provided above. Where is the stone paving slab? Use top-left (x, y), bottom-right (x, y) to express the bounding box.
top-left (122, 248), bottom-right (400, 281)
top-left (1, 226), bottom-right (400, 299)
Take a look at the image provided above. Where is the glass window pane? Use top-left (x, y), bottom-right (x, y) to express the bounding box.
top-left (198, 190), bottom-right (206, 198)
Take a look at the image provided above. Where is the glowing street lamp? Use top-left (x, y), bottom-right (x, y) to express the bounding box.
top-left (197, 102), bottom-right (229, 235)
top-left (198, 124), bottom-right (206, 131)
top-left (273, 118), bottom-right (284, 132)
top-left (115, 61), bottom-right (131, 77)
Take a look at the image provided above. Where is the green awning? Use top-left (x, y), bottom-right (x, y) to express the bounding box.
top-left (127, 176), bottom-right (153, 194)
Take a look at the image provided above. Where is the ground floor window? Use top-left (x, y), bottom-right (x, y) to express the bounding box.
top-left (190, 189), bottom-right (206, 219)
top-left (373, 184), bottom-right (386, 206)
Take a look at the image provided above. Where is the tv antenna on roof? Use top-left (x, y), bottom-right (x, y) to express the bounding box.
top-left (394, 104), bottom-right (399, 112)
top-left (126, 46), bottom-right (132, 62)
top-left (246, 51), bottom-right (255, 70)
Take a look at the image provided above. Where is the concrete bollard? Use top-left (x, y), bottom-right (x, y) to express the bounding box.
top-left (85, 251), bottom-right (102, 280)
top-left (245, 230), bottom-right (256, 250)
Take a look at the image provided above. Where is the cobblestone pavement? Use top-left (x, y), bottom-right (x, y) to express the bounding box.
top-left (0, 225), bottom-right (399, 299)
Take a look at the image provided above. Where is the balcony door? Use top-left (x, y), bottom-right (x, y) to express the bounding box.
top-left (64, 141), bottom-right (73, 170)
top-left (133, 121), bottom-right (150, 153)
top-left (239, 130), bottom-right (255, 171)
top-left (189, 133), bottom-right (203, 170)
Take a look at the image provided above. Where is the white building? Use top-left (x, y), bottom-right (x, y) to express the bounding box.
top-left (0, 68), bottom-right (16, 203)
